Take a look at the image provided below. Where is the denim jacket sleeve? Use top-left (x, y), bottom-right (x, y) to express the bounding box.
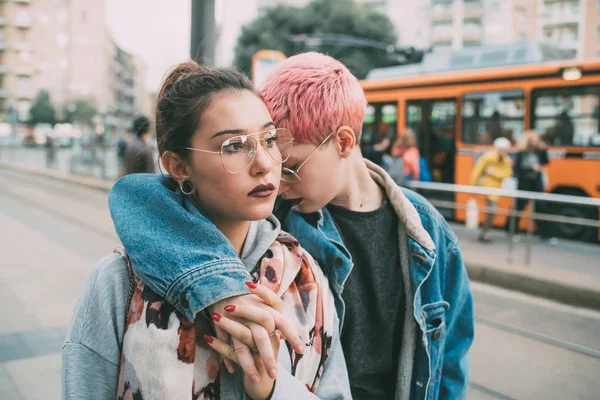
top-left (108, 174), bottom-right (251, 320)
top-left (439, 244), bottom-right (474, 399)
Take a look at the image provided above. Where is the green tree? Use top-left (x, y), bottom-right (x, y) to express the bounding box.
top-left (233, 0), bottom-right (398, 79)
top-left (62, 99), bottom-right (97, 126)
top-left (28, 89), bottom-right (56, 125)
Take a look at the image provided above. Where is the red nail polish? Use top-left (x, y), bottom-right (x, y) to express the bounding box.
top-left (224, 305), bottom-right (236, 312)
top-left (212, 313), bottom-right (222, 322)
top-left (203, 335), bottom-right (214, 344)
top-left (245, 282), bottom-right (258, 289)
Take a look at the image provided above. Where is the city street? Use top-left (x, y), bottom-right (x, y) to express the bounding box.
top-left (1, 168), bottom-right (600, 399)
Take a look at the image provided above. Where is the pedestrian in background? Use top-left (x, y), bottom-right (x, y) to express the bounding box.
top-left (391, 128), bottom-right (421, 181)
top-left (470, 137), bottom-right (513, 242)
top-left (115, 131), bottom-right (130, 178)
top-left (44, 134), bottom-right (57, 168)
top-left (512, 130), bottom-right (557, 244)
top-left (363, 133), bottom-right (390, 167)
top-left (123, 115), bottom-right (155, 175)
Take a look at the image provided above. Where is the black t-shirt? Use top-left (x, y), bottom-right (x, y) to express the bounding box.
top-left (515, 149), bottom-right (549, 191)
top-left (327, 199), bottom-right (404, 400)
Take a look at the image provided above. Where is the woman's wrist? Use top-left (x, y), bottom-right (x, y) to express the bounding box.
top-left (247, 379), bottom-right (276, 400)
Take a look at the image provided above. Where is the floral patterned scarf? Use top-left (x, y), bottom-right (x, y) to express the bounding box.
top-left (115, 231), bottom-right (336, 399)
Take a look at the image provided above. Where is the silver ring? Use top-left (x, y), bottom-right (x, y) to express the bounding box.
top-left (269, 328), bottom-right (280, 337)
top-left (250, 347), bottom-right (260, 354)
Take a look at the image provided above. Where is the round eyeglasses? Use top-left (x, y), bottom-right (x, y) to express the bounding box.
top-left (280, 131), bottom-right (334, 184)
top-left (182, 128), bottom-right (293, 174)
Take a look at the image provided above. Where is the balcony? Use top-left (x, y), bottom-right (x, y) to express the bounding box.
top-left (463, 32), bottom-right (482, 42)
top-left (432, 8), bottom-right (453, 22)
top-left (14, 19), bottom-right (32, 28)
top-left (13, 12), bottom-right (32, 29)
top-left (540, 13), bottom-right (579, 27)
top-left (17, 91), bottom-right (33, 100)
top-left (464, 4), bottom-right (482, 19)
top-left (11, 42), bottom-right (32, 52)
top-left (432, 34), bottom-right (453, 44)
top-left (16, 65), bottom-right (34, 76)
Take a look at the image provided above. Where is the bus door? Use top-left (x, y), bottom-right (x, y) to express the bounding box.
top-left (406, 98), bottom-right (458, 184)
top-left (406, 98), bottom-right (458, 219)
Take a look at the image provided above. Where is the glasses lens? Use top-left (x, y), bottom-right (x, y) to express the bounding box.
top-left (264, 128), bottom-right (293, 164)
top-left (221, 136), bottom-right (257, 173)
top-left (280, 167), bottom-right (301, 184)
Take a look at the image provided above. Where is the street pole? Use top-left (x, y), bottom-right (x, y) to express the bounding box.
top-left (190, 0), bottom-right (216, 66)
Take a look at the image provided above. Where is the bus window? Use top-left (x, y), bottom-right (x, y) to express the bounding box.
top-left (361, 102), bottom-right (397, 166)
top-left (532, 85), bottom-right (600, 147)
top-left (362, 105), bottom-right (376, 145)
top-left (462, 90), bottom-right (525, 145)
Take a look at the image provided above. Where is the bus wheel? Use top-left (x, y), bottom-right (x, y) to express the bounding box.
top-left (551, 204), bottom-right (597, 242)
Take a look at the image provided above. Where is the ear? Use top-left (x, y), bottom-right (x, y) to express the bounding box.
top-left (161, 151), bottom-right (191, 183)
top-left (335, 126), bottom-right (357, 158)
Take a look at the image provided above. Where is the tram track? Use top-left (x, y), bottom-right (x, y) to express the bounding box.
top-left (475, 315), bottom-right (600, 360)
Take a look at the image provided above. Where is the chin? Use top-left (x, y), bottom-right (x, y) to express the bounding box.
top-left (243, 204), bottom-right (274, 221)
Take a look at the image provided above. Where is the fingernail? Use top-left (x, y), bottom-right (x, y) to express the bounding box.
top-left (212, 313), bottom-right (221, 322)
top-left (224, 305), bottom-right (236, 312)
top-left (203, 335), bottom-right (214, 344)
top-left (270, 368), bottom-right (278, 378)
top-left (245, 281), bottom-right (258, 289)
top-left (296, 345), bottom-right (304, 353)
top-left (251, 374), bottom-right (261, 384)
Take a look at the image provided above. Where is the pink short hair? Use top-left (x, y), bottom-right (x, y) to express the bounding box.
top-left (259, 52), bottom-right (367, 145)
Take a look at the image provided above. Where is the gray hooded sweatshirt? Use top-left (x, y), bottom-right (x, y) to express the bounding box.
top-left (62, 216), bottom-right (351, 399)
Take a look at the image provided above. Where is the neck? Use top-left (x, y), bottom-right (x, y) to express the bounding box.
top-left (212, 217), bottom-right (251, 256)
top-left (329, 150), bottom-right (385, 212)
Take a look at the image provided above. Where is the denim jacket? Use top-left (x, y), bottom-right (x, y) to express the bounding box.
top-left (108, 162), bottom-right (474, 400)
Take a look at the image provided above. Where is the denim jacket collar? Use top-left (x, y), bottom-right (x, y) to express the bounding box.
top-left (297, 160), bottom-right (436, 252)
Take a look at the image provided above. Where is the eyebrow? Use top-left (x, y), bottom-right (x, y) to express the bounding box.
top-left (211, 122), bottom-right (275, 139)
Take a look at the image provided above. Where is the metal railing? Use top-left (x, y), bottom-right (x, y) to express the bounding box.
top-left (407, 181), bottom-right (600, 265)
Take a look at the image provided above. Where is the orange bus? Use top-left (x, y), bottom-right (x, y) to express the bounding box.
top-left (360, 43), bottom-right (600, 241)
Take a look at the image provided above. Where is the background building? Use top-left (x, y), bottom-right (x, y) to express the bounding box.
top-left (0, 0), bottom-right (150, 141)
top-left (0, 0), bottom-right (35, 123)
top-left (537, 0), bottom-right (600, 59)
top-left (427, 0), bottom-right (538, 51)
top-left (216, 0), bottom-right (600, 68)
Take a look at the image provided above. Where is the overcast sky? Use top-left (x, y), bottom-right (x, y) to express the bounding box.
top-left (105, 0), bottom-right (191, 92)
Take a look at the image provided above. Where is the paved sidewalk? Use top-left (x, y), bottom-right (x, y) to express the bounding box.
top-left (2, 161), bottom-right (599, 311)
top-left (455, 225), bottom-right (600, 311)
top-left (0, 161), bottom-right (112, 192)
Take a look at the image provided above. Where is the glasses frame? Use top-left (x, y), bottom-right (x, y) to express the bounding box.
top-left (181, 128), bottom-right (293, 174)
top-left (281, 131), bottom-right (335, 184)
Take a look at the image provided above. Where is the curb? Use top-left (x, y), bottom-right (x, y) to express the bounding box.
top-left (466, 262), bottom-right (600, 311)
top-left (0, 161), bottom-right (112, 192)
top-left (4, 162), bottom-right (599, 311)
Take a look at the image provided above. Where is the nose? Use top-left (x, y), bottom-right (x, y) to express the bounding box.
top-left (249, 142), bottom-right (273, 176)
